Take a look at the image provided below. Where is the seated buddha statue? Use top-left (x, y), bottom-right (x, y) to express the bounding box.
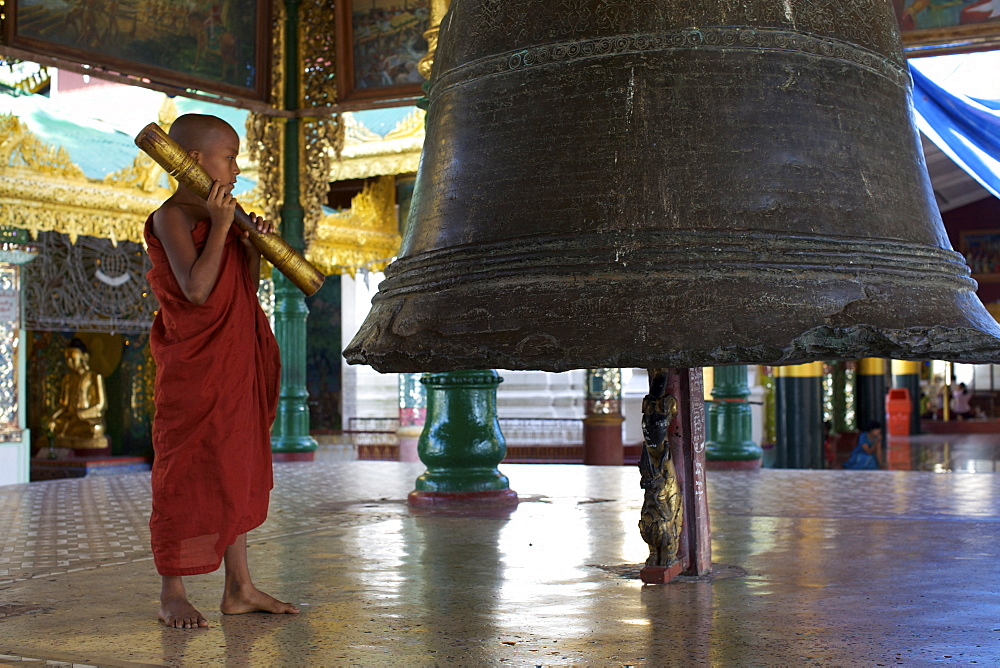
top-left (47, 338), bottom-right (109, 453)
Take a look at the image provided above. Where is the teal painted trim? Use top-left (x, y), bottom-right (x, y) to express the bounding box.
top-left (271, 0), bottom-right (315, 454)
top-left (414, 370), bottom-right (511, 493)
top-left (271, 272), bottom-right (317, 453)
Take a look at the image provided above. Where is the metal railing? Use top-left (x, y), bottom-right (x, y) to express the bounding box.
top-left (346, 417), bottom-right (584, 446)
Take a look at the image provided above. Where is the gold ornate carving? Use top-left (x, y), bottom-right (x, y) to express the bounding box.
top-left (383, 108), bottom-right (426, 140)
top-left (102, 153), bottom-right (169, 193)
top-left (307, 175), bottom-right (401, 276)
top-left (0, 113), bottom-right (166, 244)
top-left (244, 117), bottom-right (284, 226)
top-left (245, 0), bottom-right (286, 227)
top-left (416, 0), bottom-right (452, 79)
top-left (0, 114), bottom-right (85, 180)
top-left (638, 369), bottom-right (683, 569)
top-left (586, 368), bottom-right (623, 415)
top-left (330, 109), bottom-right (425, 181)
top-left (0, 172), bottom-right (161, 245)
top-left (103, 98), bottom-right (179, 194)
top-left (300, 0), bottom-right (343, 245)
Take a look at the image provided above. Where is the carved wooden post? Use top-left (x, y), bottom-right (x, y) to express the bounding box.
top-left (639, 368), bottom-right (711, 583)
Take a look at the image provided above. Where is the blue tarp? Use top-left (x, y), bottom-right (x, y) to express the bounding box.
top-left (910, 59), bottom-right (1000, 199)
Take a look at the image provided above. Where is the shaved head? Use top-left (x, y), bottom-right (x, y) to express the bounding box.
top-left (169, 114), bottom-right (238, 153)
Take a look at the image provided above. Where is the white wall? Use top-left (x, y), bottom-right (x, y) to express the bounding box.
top-left (0, 327), bottom-right (29, 487)
top-left (340, 273), bottom-right (592, 425)
top-left (340, 272), bottom-right (398, 426)
top-left (496, 370), bottom-right (585, 419)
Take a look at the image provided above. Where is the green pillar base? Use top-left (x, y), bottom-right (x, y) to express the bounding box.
top-left (704, 433), bottom-right (762, 464)
top-left (411, 370), bottom-right (516, 503)
top-left (706, 365), bottom-right (762, 466)
top-left (270, 435), bottom-right (317, 461)
top-left (270, 271), bottom-right (317, 458)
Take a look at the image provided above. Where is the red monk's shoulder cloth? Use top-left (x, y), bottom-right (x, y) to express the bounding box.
top-left (144, 216), bottom-right (281, 577)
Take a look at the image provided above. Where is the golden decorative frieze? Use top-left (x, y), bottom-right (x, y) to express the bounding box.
top-left (102, 153), bottom-right (169, 193)
top-left (0, 171), bottom-right (162, 244)
top-left (330, 109), bottom-right (425, 181)
top-left (0, 113), bottom-right (168, 244)
top-left (330, 151), bottom-right (422, 182)
top-left (103, 98), bottom-right (180, 194)
top-left (1, 114), bottom-right (85, 180)
top-left (307, 175), bottom-right (401, 276)
top-left (383, 108), bottom-right (426, 140)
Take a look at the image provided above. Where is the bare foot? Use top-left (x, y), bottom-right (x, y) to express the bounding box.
top-left (220, 583), bottom-right (300, 615)
top-left (159, 596), bottom-right (209, 629)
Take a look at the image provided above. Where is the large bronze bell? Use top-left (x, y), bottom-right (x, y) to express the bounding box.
top-left (345, 0), bottom-right (1000, 373)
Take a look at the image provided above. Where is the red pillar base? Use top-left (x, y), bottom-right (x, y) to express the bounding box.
top-left (272, 451), bottom-right (316, 462)
top-left (640, 559), bottom-right (688, 584)
top-left (72, 447), bottom-right (112, 458)
top-left (706, 458), bottom-right (761, 471)
top-left (408, 488), bottom-right (519, 509)
top-left (583, 416), bottom-right (624, 466)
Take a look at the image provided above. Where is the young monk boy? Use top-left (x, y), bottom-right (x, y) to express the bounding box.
top-left (144, 113), bottom-right (299, 628)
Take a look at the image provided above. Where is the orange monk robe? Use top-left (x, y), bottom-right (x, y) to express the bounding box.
top-left (144, 217), bottom-right (280, 576)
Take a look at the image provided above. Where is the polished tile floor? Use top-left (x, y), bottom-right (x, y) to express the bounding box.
top-left (2, 459), bottom-right (1000, 666)
top-left (886, 433), bottom-right (1000, 473)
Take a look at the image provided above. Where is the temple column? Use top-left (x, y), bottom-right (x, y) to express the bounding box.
top-left (705, 365), bottom-right (761, 470)
top-left (774, 362), bottom-right (824, 469)
top-left (891, 360), bottom-right (922, 435)
top-left (583, 368), bottom-right (623, 465)
top-left (271, 0), bottom-right (317, 460)
top-left (408, 370), bottom-right (518, 509)
top-left (398, 373), bottom-right (426, 462)
top-left (856, 357), bottom-right (887, 431)
top-left (0, 234), bottom-right (36, 485)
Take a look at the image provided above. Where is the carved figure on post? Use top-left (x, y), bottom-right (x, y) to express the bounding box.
top-left (638, 368), bottom-right (683, 571)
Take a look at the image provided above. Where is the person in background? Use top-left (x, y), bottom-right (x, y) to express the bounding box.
top-left (951, 382), bottom-right (972, 421)
top-left (843, 421), bottom-right (882, 470)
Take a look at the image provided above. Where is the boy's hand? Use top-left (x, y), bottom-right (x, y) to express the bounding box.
top-left (207, 179), bottom-right (237, 230)
top-left (241, 212), bottom-right (273, 257)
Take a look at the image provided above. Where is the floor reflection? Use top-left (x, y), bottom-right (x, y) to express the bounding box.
top-left (886, 433), bottom-right (1000, 472)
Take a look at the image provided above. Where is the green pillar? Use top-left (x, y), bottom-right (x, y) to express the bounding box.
top-left (774, 362), bottom-right (824, 469)
top-left (408, 370), bottom-right (518, 509)
top-left (705, 365), bottom-right (761, 469)
top-left (271, 0), bottom-right (317, 459)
